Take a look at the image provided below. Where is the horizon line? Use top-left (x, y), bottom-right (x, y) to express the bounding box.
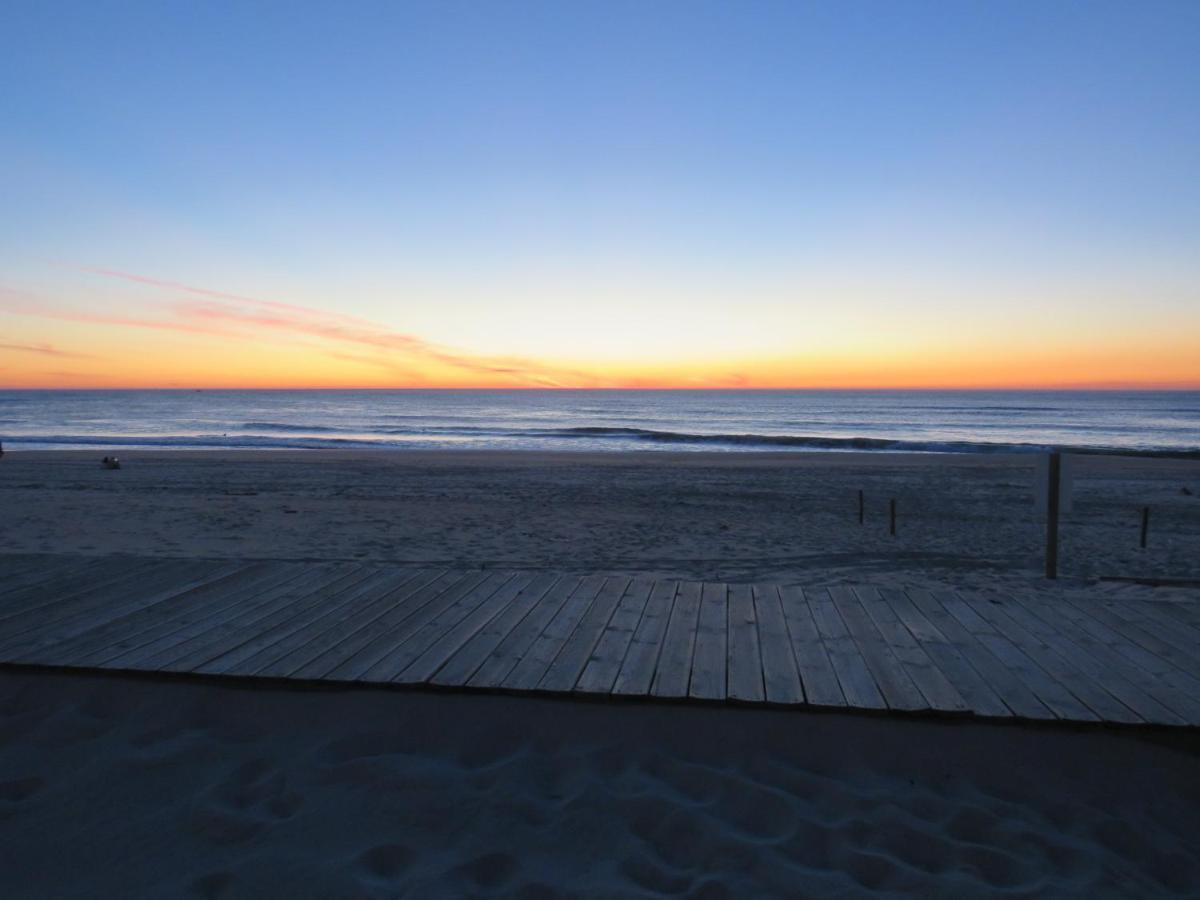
top-left (2, 384), bottom-right (1198, 392)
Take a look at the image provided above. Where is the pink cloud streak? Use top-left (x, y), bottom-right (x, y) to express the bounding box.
top-left (7, 271), bottom-right (598, 387)
top-left (0, 339), bottom-right (93, 359)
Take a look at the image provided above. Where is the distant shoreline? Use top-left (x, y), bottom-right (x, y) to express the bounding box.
top-left (3, 386), bottom-right (1199, 392)
top-left (3, 437), bottom-right (1199, 458)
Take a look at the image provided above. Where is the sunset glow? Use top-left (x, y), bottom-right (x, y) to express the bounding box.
top-left (2, 2), bottom-right (1198, 390)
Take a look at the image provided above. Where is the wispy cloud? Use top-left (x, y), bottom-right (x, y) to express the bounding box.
top-left (0, 339), bottom-right (93, 359)
top-left (6, 271), bottom-right (600, 387)
top-left (323, 350), bottom-right (424, 381)
top-left (74, 266), bottom-right (378, 327)
top-left (0, 287), bottom-right (239, 337)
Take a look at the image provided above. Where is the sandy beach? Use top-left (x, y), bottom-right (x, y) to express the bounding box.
top-left (2, 449), bottom-right (1199, 897)
top-left (2, 670), bottom-right (1198, 899)
top-left (0, 449), bottom-right (1197, 594)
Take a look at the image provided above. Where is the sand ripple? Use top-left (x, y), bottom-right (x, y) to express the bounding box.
top-left (1, 671), bottom-right (1198, 898)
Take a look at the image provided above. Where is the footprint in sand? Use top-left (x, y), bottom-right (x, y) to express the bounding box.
top-left (453, 851), bottom-right (519, 891)
top-left (0, 775), bottom-right (45, 805)
top-left (129, 724), bottom-right (213, 766)
top-left (619, 852), bottom-right (693, 895)
top-left (357, 843), bottom-right (413, 887)
top-left (187, 759), bottom-right (304, 846)
top-left (130, 722), bottom-right (187, 748)
top-left (32, 709), bottom-right (110, 745)
top-left (0, 776), bottom-right (46, 824)
top-left (191, 870), bottom-right (235, 899)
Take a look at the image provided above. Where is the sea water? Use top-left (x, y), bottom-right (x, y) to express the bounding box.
top-left (0, 390), bottom-right (1196, 456)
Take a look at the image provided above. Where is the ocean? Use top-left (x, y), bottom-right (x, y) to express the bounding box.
top-left (0, 390), bottom-right (1197, 456)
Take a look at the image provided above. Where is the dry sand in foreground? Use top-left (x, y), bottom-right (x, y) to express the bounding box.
top-left (1, 670), bottom-right (1198, 899)
top-left (0, 450), bottom-right (1197, 599)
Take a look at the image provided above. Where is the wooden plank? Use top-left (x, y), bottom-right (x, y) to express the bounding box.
top-left (0, 560), bottom-right (241, 659)
top-left (1087, 599), bottom-right (1200, 677)
top-left (216, 567), bottom-right (437, 678)
top-left (1064, 598), bottom-right (1198, 656)
top-left (324, 571), bottom-right (490, 681)
top-left (287, 569), bottom-right (460, 679)
top-left (431, 573), bottom-right (563, 687)
top-left (932, 591), bottom-right (1099, 722)
top-left (650, 581), bottom-right (703, 699)
top-left (777, 586), bottom-right (845, 707)
top-left (1092, 598), bottom-right (1200, 665)
top-left (0, 557), bottom-right (167, 627)
top-left (231, 567), bottom-right (436, 678)
top-left (1153, 606), bottom-right (1200, 652)
top-left (750, 585), bottom-right (803, 705)
top-left (575, 577), bottom-right (654, 695)
top-left (827, 587), bottom-right (926, 712)
top-left (394, 572), bottom-right (540, 684)
top-left (0, 559), bottom-right (142, 622)
top-left (0, 555), bottom-right (58, 580)
top-left (0, 554), bottom-right (154, 594)
top-left (538, 576), bottom-right (631, 693)
top-left (9, 549), bottom-right (1194, 730)
top-left (1006, 595), bottom-right (1190, 726)
top-left (199, 567), bottom-right (421, 677)
top-left (878, 588), bottom-right (1014, 718)
top-left (157, 565), bottom-right (378, 672)
top-left (828, 587), bottom-right (926, 711)
top-left (0, 556), bottom-right (114, 601)
top-left (611, 580), bottom-right (677, 697)
top-left (1045, 597), bottom-right (1200, 722)
top-left (18, 562), bottom-right (308, 666)
top-left (468, 576), bottom-right (582, 689)
top-left (803, 587), bottom-right (885, 710)
top-left (1151, 597), bottom-right (1200, 630)
top-left (363, 571), bottom-right (517, 683)
top-left (904, 589), bottom-right (1050, 720)
top-left (333, 571), bottom-right (496, 681)
top-left (954, 591), bottom-right (1141, 724)
top-left (851, 587), bottom-right (968, 713)
top-left (104, 563), bottom-right (357, 670)
top-left (688, 582), bottom-right (728, 701)
top-left (252, 568), bottom-right (443, 679)
top-left (726, 584), bottom-right (764, 702)
top-left (0, 558), bottom-right (183, 635)
top-left (140, 564), bottom-right (369, 672)
top-left (502, 575), bottom-right (607, 691)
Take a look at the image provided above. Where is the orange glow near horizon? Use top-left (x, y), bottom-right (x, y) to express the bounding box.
top-left (2, 331), bottom-right (1198, 391)
top-left (2, 269), bottom-right (1198, 391)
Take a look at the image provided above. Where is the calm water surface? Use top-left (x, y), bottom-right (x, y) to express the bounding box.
top-left (0, 390), bottom-right (1197, 455)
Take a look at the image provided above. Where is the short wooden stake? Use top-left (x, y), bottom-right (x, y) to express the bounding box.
top-left (1140, 506), bottom-right (1150, 549)
top-left (1045, 452), bottom-right (1060, 579)
top-left (858, 490), bottom-right (864, 525)
top-left (889, 498), bottom-right (896, 536)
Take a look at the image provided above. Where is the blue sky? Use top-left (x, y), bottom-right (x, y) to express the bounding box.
top-left (1, 1), bottom-right (1198, 387)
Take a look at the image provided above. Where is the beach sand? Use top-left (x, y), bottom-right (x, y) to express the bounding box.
top-left (2, 670), bottom-right (1198, 899)
top-left (0, 449), bottom-right (1197, 594)
top-left (2, 449), bottom-right (1199, 897)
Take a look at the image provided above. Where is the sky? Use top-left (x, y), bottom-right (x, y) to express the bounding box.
top-left (1, 0), bottom-right (1198, 389)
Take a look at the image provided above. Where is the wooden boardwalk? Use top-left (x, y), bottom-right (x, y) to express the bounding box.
top-left (2, 554), bottom-right (1199, 728)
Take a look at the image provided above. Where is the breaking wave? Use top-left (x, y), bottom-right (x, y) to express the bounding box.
top-left (5, 426), bottom-right (1198, 457)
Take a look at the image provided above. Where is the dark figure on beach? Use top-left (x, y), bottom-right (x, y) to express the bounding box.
top-left (101, 456), bottom-right (121, 470)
